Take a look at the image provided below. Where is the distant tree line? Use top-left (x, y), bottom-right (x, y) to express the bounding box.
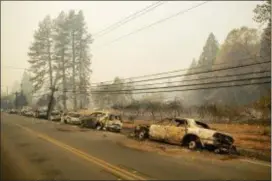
top-left (91, 1), bottom-right (271, 123)
top-left (183, 0), bottom-right (271, 106)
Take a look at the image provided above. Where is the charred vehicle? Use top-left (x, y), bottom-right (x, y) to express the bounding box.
top-left (20, 106), bottom-right (35, 117)
top-left (49, 110), bottom-right (61, 121)
top-left (9, 109), bottom-right (18, 114)
top-left (134, 118), bottom-right (236, 153)
top-left (62, 112), bottom-right (82, 125)
top-left (35, 108), bottom-right (48, 119)
top-left (80, 111), bottom-right (123, 132)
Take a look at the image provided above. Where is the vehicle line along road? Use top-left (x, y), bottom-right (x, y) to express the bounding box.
top-left (1, 113), bottom-right (271, 180)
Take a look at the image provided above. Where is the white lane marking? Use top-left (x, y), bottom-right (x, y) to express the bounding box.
top-left (240, 159), bottom-right (271, 167)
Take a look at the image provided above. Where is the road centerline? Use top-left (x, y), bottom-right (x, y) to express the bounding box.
top-left (13, 123), bottom-right (148, 180)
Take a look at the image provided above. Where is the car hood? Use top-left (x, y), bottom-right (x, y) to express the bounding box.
top-left (188, 127), bottom-right (232, 139)
top-left (107, 120), bottom-right (123, 126)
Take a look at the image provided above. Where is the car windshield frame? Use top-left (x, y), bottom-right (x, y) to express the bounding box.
top-left (69, 113), bottom-right (81, 117)
top-left (195, 120), bottom-right (210, 129)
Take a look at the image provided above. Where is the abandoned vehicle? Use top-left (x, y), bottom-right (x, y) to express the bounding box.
top-left (80, 111), bottom-right (123, 132)
top-left (134, 117), bottom-right (236, 153)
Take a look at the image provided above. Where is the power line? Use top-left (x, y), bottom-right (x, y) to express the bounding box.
top-left (90, 80), bottom-right (271, 94)
top-left (88, 76), bottom-right (271, 93)
top-left (93, 1), bottom-right (166, 38)
top-left (49, 58), bottom-right (270, 91)
top-left (90, 55), bottom-right (266, 85)
top-left (90, 59), bottom-right (271, 87)
top-left (85, 70), bottom-right (271, 89)
top-left (68, 79), bottom-right (270, 95)
top-left (95, 1), bottom-right (209, 50)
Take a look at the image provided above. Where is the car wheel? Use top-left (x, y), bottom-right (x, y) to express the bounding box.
top-left (229, 145), bottom-right (238, 155)
top-left (96, 123), bottom-right (103, 130)
top-left (188, 138), bottom-right (202, 150)
top-left (138, 129), bottom-right (148, 141)
top-left (79, 122), bottom-right (84, 128)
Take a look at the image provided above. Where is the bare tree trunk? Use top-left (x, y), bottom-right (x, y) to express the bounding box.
top-left (47, 41), bottom-right (53, 88)
top-left (72, 31), bottom-right (77, 111)
top-left (79, 41), bottom-right (83, 109)
top-left (61, 48), bottom-right (67, 110)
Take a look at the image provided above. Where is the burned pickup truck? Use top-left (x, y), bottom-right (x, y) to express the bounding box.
top-left (134, 117), bottom-right (236, 153)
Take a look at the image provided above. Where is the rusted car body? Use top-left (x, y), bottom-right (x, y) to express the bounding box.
top-left (134, 118), bottom-right (236, 153)
top-left (80, 111), bottom-right (123, 132)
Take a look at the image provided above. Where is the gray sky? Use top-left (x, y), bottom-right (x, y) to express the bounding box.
top-left (1, 1), bottom-right (261, 93)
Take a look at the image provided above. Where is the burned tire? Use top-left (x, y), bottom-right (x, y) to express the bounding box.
top-left (137, 129), bottom-right (148, 141)
top-left (182, 135), bottom-right (202, 151)
top-left (229, 145), bottom-right (239, 155)
top-left (95, 123), bottom-right (103, 130)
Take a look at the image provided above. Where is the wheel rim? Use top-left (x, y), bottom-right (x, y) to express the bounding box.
top-left (139, 131), bottom-right (145, 139)
top-left (188, 141), bottom-right (196, 149)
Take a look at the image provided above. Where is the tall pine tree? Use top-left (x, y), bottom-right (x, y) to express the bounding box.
top-left (53, 11), bottom-right (71, 110)
top-left (198, 33), bottom-right (219, 70)
top-left (74, 10), bottom-right (93, 109)
top-left (195, 33), bottom-right (220, 105)
top-left (28, 15), bottom-right (54, 92)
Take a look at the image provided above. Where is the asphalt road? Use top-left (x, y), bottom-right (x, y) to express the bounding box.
top-left (1, 113), bottom-right (271, 180)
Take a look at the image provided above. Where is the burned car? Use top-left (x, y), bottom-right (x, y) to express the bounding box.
top-left (20, 106), bottom-right (35, 117)
top-left (80, 111), bottom-right (123, 132)
top-left (35, 107), bottom-right (48, 119)
top-left (9, 109), bottom-right (18, 114)
top-left (134, 118), bottom-right (236, 153)
top-left (49, 110), bottom-right (61, 121)
top-left (61, 112), bottom-right (82, 125)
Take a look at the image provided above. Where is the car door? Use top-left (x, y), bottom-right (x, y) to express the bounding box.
top-left (164, 119), bottom-right (188, 144)
top-left (149, 119), bottom-right (171, 141)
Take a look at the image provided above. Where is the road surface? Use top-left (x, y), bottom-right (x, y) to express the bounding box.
top-left (1, 113), bottom-right (271, 180)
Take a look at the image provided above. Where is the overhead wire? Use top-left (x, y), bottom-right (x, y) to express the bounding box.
top-left (95, 1), bottom-right (209, 50)
top-left (62, 79), bottom-right (271, 94)
top-left (89, 59), bottom-right (271, 87)
top-left (83, 76), bottom-right (271, 93)
top-left (40, 56), bottom-right (271, 91)
top-left (93, 1), bottom-right (166, 38)
top-left (90, 55), bottom-right (267, 85)
top-left (85, 70), bottom-right (271, 89)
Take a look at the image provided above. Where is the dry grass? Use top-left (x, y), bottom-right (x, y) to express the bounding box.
top-left (117, 137), bottom-right (240, 162)
top-left (123, 120), bottom-right (271, 159)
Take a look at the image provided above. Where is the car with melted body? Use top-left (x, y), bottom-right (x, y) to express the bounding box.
top-left (61, 112), bottom-right (82, 125)
top-left (80, 111), bottom-right (123, 132)
top-left (134, 117), bottom-right (236, 153)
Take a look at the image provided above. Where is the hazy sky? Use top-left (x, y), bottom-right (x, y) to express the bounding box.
top-left (1, 1), bottom-right (261, 93)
